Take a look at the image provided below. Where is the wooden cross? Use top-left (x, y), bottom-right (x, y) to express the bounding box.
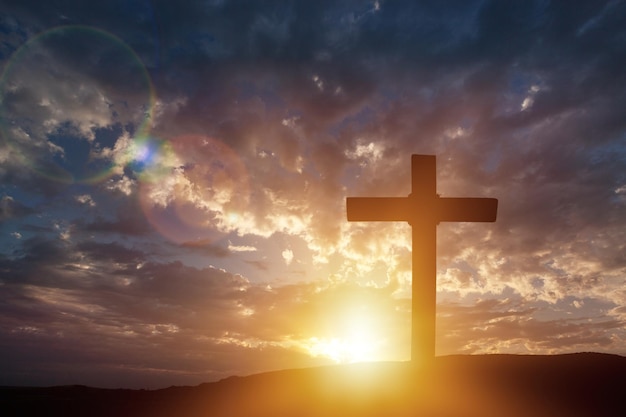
top-left (346, 154), bottom-right (498, 363)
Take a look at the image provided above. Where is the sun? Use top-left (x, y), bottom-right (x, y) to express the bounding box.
top-left (307, 332), bottom-right (380, 364)
top-left (305, 308), bottom-right (386, 364)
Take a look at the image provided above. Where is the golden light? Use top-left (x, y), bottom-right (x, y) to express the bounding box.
top-left (304, 306), bottom-right (387, 364)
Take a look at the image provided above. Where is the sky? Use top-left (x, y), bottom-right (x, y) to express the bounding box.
top-left (0, 0), bottom-right (625, 389)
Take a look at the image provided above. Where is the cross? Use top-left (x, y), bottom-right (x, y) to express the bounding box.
top-left (346, 154), bottom-right (498, 363)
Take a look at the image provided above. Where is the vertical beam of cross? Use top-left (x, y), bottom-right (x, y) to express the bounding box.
top-left (409, 155), bottom-right (437, 362)
top-left (346, 154), bottom-right (498, 363)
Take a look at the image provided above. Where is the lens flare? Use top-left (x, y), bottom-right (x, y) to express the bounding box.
top-left (0, 25), bottom-right (156, 184)
top-left (138, 135), bottom-right (250, 244)
top-left (126, 135), bottom-right (176, 181)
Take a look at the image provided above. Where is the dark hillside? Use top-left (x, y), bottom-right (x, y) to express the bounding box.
top-left (2, 353), bottom-right (624, 417)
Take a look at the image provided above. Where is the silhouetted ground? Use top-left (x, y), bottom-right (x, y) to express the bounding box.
top-left (2, 353), bottom-right (624, 416)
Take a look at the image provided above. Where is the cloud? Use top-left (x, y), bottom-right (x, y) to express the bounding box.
top-left (0, 195), bottom-right (34, 221)
top-left (282, 248), bottom-right (294, 265)
top-left (78, 212), bottom-right (152, 237)
top-left (0, 234), bottom-right (409, 387)
top-left (437, 296), bottom-right (624, 355)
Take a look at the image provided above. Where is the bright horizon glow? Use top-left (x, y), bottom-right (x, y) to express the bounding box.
top-left (306, 334), bottom-right (384, 364)
top-left (304, 309), bottom-right (387, 363)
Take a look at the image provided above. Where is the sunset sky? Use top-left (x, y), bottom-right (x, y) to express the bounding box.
top-left (1, 0), bottom-right (625, 389)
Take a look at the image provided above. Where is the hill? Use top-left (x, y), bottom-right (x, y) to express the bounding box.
top-left (1, 353), bottom-right (624, 417)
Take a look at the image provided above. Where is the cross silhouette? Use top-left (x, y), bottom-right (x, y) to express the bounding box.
top-left (346, 154), bottom-right (498, 363)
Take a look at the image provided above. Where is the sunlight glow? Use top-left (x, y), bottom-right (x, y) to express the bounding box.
top-left (304, 309), bottom-right (386, 364)
top-left (307, 334), bottom-right (383, 364)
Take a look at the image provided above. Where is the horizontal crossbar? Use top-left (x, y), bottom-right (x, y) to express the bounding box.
top-left (438, 197), bottom-right (498, 222)
top-left (346, 196), bottom-right (498, 223)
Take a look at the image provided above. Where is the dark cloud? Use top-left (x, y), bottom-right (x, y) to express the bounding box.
top-left (79, 214), bottom-right (152, 236)
top-left (0, 195), bottom-right (34, 221)
top-left (2, 252), bottom-right (404, 387)
top-left (75, 240), bottom-right (145, 265)
top-left (179, 239), bottom-right (231, 257)
top-left (438, 296), bottom-right (623, 354)
top-left (245, 259), bottom-right (270, 271)
top-left (9, 235), bottom-right (72, 268)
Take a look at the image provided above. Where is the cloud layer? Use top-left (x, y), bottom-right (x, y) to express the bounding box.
top-left (0, 0), bottom-right (625, 388)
